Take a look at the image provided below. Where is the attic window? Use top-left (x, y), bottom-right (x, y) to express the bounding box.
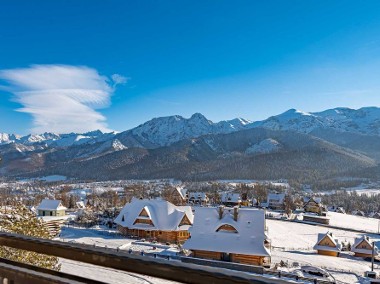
top-left (216, 224), bottom-right (238, 233)
top-left (121, 215), bottom-right (125, 222)
top-left (179, 215), bottom-right (192, 226)
top-left (139, 208), bottom-right (149, 217)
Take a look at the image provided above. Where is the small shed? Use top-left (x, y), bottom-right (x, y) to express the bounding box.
top-left (37, 199), bottom-right (67, 217)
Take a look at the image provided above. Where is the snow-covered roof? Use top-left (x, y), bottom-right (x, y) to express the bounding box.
top-left (221, 193), bottom-right (241, 203)
top-left (267, 193), bottom-right (285, 203)
top-left (37, 199), bottom-right (67, 211)
top-left (183, 207), bottom-right (270, 257)
top-left (175, 187), bottom-right (188, 199)
top-left (313, 232), bottom-right (341, 252)
top-left (76, 201), bottom-right (85, 209)
top-left (114, 198), bottom-right (193, 231)
top-left (352, 236), bottom-right (378, 255)
top-left (303, 196), bottom-right (322, 204)
top-left (352, 210), bottom-right (365, 216)
top-left (188, 192), bottom-right (208, 201)
top-left (369, 212), bottom-right (380, 218)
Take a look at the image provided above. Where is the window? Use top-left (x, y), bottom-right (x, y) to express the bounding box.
top-left (216, 224), bottom-right (238, 233)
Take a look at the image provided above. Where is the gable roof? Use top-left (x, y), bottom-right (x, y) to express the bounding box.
top-left (304, 196), bottom-right (322, 205)
top-left (174, 187), bottom-right (188, 200)
top-left (114, 198), bottom-right (194, 231)
top-left (267, 193), bottom-right (285, 203)
top-left (352, 236), bottom-right (378, 254)
top-left (183, 207), bottom-right (270, 257)
top-left (188, 192), bottom-right (208, 201)
top-left (313, 232), bottom-right (341, 252)
top-left (37, 199), bottom-right (67, 211)
top-left (221, 193), bottom-right (241, 203)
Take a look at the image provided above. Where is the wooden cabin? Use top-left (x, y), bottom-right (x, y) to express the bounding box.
top-left (313, 232), bottom-right (341, 257)
top-left (183, 206), bottom-right (271, 267)
top-left (114, 198), bottom-right (193, 244)
top-left (169, 187), bottom-right (188, 206)
top-left (351, 236), bottom-right (378, 258)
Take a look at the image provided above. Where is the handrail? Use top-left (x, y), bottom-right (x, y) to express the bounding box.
top-left (0, 232), bottom-right (291, 284)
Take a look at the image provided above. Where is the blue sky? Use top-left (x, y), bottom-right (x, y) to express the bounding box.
top-left (1, 1), bottom-right (380, 134)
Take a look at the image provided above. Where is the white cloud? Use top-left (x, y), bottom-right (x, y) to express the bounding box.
top-left (0, 64), bottom-right (125, 134)
top-left (111, 73), bottom-right (130, 86)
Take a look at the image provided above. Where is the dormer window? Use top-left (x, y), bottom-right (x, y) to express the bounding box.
top-left (216, 224), bottom-right (238, 233)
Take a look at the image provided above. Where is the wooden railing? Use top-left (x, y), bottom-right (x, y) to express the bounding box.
top-left (0, 232), bottom-right (296, 284)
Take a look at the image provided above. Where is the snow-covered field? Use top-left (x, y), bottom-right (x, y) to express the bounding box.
top-left (268, 219), bottom-right (380, 283)
top-left (328, 212), bottom-right (380, 233)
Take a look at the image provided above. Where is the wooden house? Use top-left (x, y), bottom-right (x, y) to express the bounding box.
top-left (168, 187), bottom-right (188, 206)
top-left (313, 232), bottom-right (342, 257)
top-left (304, 197), bottom-right (325, 215)
top-left (188, 192), bottom-right (209, 206)
top-left (37, 199), bottom-right (67, 217)
top-left (264, 193), bottom-right (285, 211)
top-left (183, 206), bottom-right (271, 267)
top-left (114, 198), bottom-right (193, 244)
top-left (351, 236), bottom-right (378, 258)
top-left (221, 193), bottom-right (241, 207)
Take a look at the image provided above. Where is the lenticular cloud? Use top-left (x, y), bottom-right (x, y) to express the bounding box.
top-left (0, 65), bottom-right (126, 134)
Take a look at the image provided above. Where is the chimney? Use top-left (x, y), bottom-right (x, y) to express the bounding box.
top-left (233, 206), bottom-right (239, 221)
top-left (218, 206), bottom-right (224, 219)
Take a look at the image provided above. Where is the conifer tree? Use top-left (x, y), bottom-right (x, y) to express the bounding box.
top-left (0, 202), bottom-right (60, 270)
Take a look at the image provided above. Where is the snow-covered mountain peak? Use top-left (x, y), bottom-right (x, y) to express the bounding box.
top-left (253, 107), bottom-right (380, 135)
top-left (127, 113), bottom-right (251, 147)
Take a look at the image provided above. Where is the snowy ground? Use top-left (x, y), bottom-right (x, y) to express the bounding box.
top-left (328, 212), bottom-right (380, 233)
top-left (60, 259), bottom-right (180, 284)
top-left (56, 216), bottom-right (380, 284)
top-left (57, 226), bottom-right (181, 284)
top-left (267, 219), bottom-right (380, 283)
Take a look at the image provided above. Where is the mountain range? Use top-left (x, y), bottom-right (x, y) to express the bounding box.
top-left (1, 107), bottom-right (379, 182)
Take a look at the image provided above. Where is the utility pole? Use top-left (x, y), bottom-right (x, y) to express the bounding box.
top-left (372, 241), bottom-right (375, 272)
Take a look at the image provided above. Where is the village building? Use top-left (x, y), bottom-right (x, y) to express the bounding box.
top-left (262, 193), bottom-right (285, 211)
top-left (351, 236), bottom-right (378, 258)
top-left (183, 206), bottom-right (271, 267)
top-left (303, 197), bottom-right (326, 215)
top-left (313, 232), bottom-right (342, 257)
top-left (369, 212), bottom-right (380, 219)
top-left (114, 198), bottom-right (193, 244)
top-left (37, 199), bottom-right (67, 217)
top-left (221, 193), bottom-right (241, 207)
top-left (167, 187), bottom-right (188, 206)
top-left (352, 210), bottom-right (366, 217)
top-left (188, 192), bottom-right (209, 205)
top-left (36, 199), bottom-right (68, 236)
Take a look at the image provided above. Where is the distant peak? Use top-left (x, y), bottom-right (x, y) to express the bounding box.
top-left (190, 113), bottom-right (207, 120)
top-left (278, 108), bottom-right (312, 117)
